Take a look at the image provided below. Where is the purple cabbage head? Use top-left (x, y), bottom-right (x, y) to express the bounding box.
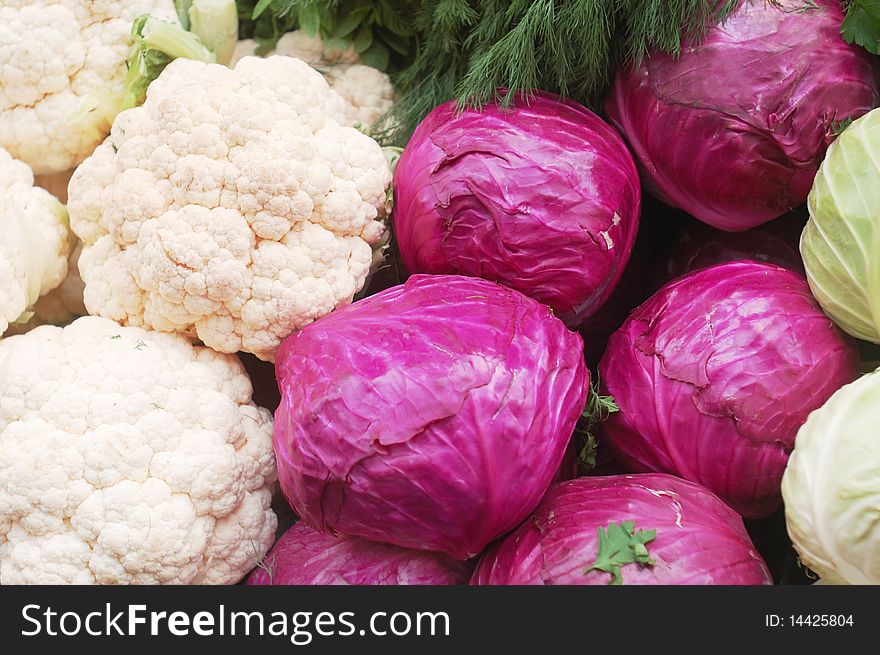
top-left (471, 474), bottom-right (773, 585)
top-left (393, 90), bottom-right (641, 326)
top-left (605, 0), bottom-right (878, 232)
top-left (246, 522), bottom-right (470, 585)
top-left (598, 261), bottom-right (860, 518)
top-left (274, 274), bottom-right (589, 560)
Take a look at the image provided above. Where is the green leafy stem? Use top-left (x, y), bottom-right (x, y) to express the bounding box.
top-left (585, 521), bottom-right (658, 585)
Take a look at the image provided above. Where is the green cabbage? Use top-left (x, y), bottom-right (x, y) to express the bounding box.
top-left (781, 369), bottom-right (880, 584)
top-left (802, 108), bottom-right (880, 343)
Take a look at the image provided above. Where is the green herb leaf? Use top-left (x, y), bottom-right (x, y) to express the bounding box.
top-left (832, 116), bottom-right (855, 136)
top-left (375, 0), bottom-right (741, 146)
top-left (578, 434), bottom-right (599, 471)
top-left (353, 24), bottom-right (375, 53)
top-left (378, 2), bottom-right (416, 37)
top-left (359, 40), bottom-right (390, 70)
top-left (573, 378), bottom-right (618, 473)
top-left (841, 1), bottom-right (880, 54)
top-left (382, 30), bottom-right (412, 56)
top-left (251, 0), bottom-right (274, 20)
top-left (583, 380), bottom-right (619, 427)
top-left (584, 521), bottom-right (658, 585)
top-left (298, 2), bottom-right (322, 36)
top-left (237, 0), bottom-right (417, 74)
top-left (334, 7), bottom-right (371, 39)
top-left (322, 36), bottom-right (351, 53)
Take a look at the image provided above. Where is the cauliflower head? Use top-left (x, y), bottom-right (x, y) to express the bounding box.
top-left (5, 240), bottom-right (87, 335)
top-left (325, 64), bottom-right (397, 130)
top-left (0, 0), bottom-right (179, 175)
top-left (231, 32), bottom-right (396, 128)
top-left (0, 316), bottom-right (278, 585)
top-left (0, 147), bottom-right (71, 336)
top-left (68, 56), bottom-right (391, 361)
top-left (231, 31), bottom-right (360, 69)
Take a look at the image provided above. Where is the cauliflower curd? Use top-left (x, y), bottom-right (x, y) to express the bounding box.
top-left (0, 0), bottom-right (179, 175)
top-left (5, 241), bottom-right (87, 335)
top-left (68, 56), bottom-right (392, 361)
top-left (231, 31), bottom-right (397, 128)
top-left (0, 147), bottom-right (71, 336)
top-left (0, 316), bottom-right (277, 585)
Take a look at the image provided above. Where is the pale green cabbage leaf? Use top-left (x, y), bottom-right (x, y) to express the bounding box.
top-left (782, 368), bottom-right (880, 585)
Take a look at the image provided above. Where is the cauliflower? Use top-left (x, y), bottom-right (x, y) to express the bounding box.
top-left (0, 147), bottom-right (71, 336)
top-left (5, 241), bottom-right (87, 335)
top-left (231, 31), bottom-right (360, 69)
top-left (0, 0), bottom-right (179, 176)
top-left (231, 31), bottom-right (396, 128)
top-left (68, 56), bottom-right (392, 362)
top-left (0, 316), bottom-right (277, 585)
top-left (9, 163), bottom-right (85, 334)
top-left (325, 64), bottom-right (399, 129)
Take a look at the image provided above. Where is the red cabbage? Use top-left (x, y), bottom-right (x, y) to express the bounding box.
top-left (605, 0), bottom-right (878, 232)
top-left (599, 261), bottom-right (860, 518)
top-left (393, 91), bottom-right (641, 326)
top-left (471, 474), bottom-right (773, 585)
top-left (273, 274), bottom-right (589, 559)
top-left (246, 522), bottom-right (470, 585)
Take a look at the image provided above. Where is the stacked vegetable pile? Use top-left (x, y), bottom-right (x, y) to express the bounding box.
top-left (2, 0), bottom-right (880, 586)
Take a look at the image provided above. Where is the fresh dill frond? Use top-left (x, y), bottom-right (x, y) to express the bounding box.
top-left (376, 0), bottom-right (741, 145)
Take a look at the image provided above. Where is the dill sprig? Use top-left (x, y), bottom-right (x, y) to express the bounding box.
top-left (376, 0), bottom-right (741, 145)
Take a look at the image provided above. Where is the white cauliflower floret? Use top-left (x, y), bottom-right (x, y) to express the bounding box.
top-left (0, 0), bottom-right (179, 175)
top-left (5, 241), bottom-right (87, 335)
top-left (0, 316), bottom-right (277, 585)
top-left (231, 31), bottom-right (359, 69)
top-left (231, 31), bottom-right (396, 128)
top-left (68, 56), bottom-right (392, 361)
top-left (0, 147), bottom-right (71, 335)
top-left (324, 64), bottom-right (398, 129)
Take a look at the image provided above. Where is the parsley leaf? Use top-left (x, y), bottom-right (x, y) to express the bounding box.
top-left (841, 1), bottom-right (880, 54)
top-left (578, 434), bottom-right (599, 471)
top-left (237, 0), bottom-right (417, 70)
top-left (584, 521), bottom-right (657, 585)
top-left (574, 379), bottom-right (618, 473)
